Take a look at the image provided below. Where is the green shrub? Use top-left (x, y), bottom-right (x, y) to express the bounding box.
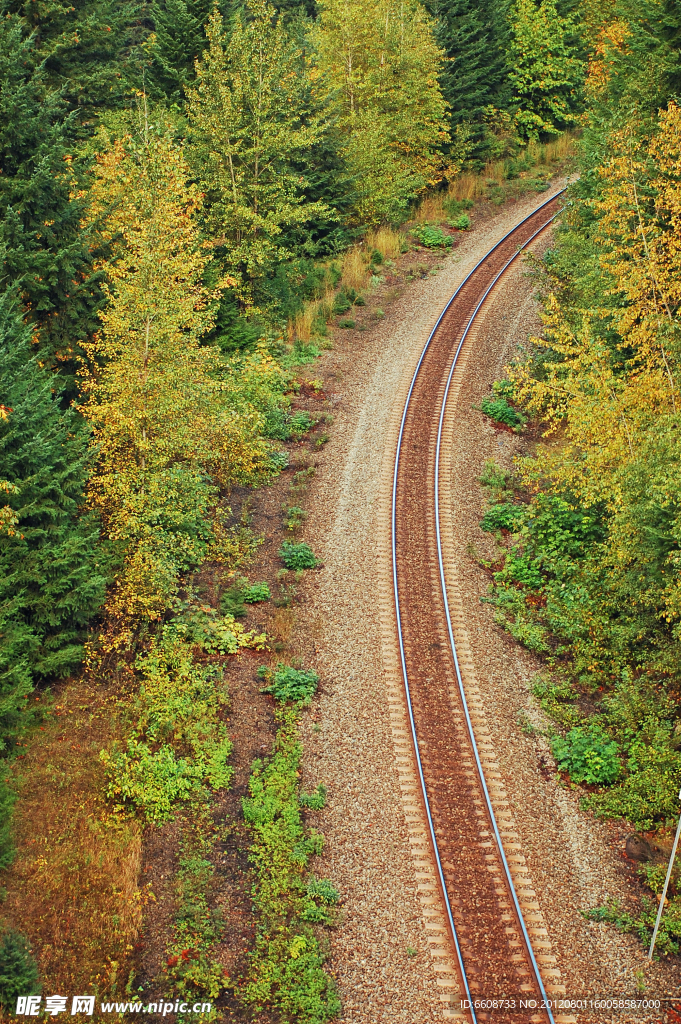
top-left (479, 460), bottom-right (513, 498)
top-left (243, 582), bottom-right (270, 603)
top-left (280, 541), bottom-right (319, 570)
top-left (259, 664), bottom-right (319, 705)
top-left (101, 627), bottom-right (240, 824)
top-left (300, 784), bottom-right (327, 810)
top-left (332, 293), bottom-right (351, 315)
top-left (585, 736), bottom-right (681, 830)
top-left (443, 197), bottom-right (474, 217)
top-left (410, 224), bottom-right (452, 248)
top-left (492, 378), bottom-right (516, 401)
top-left (241, 710), bottom-right (340, 1023)
top-left (585, 897), bottom-right (681, 958)
top-left (302, 878), bottom-right (340, 923)
top-left (494, 554), bottom-right (543, 589)
top-left (507, 617), bottom-right (551, 653)
top-left (264, 409), bottom-right (314, 441)
top-left (165, 852), bottom-right (225, 1000)
top-left (448, 213), bottom-right (470, 230)
top-left (284, 505), bottom-right (307, 532)
top-left (480, 503), bottom-right (525, 532)
top-left (338, 318), bottom-right (355, 329)
top-left (0, 930), bottom-right (41, 1011)
top-left (221, 583), bottom-right (247, 617)
top-left (551, 724), bottom-right (620, 785)
top-left (221, 581), bottom-right (270, 615)
top-left (480, 396), bottom-right (526, 428)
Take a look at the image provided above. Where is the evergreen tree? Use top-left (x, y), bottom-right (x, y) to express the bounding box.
top-left (425, 0), bottom-right (511, 159)
top-left (3, 0), bottom-right (149, 119)
top-left (0, 13), bottom-right (103, 381)
top-left (148, 0), bottom-right (214, 103)
top-left (0, 291), bottom-right (106, 751)
top-left (0, 930), bottom-right (41, 1008)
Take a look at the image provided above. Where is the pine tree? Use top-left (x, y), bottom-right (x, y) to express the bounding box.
top-left (0, 290), bottom-right (106, 752)
top-left (425, 0), bottom-right (511, 159)
top-left (187, 1), bottom-right (329, 298)
top-left (4, 0), bottom-right (148, 119)
top-left (148, 0), bottom-right (214, 103)
top-left (314, 0), bottom-right (449, 223)
top-left (0, 13), bottom-right (103, 383)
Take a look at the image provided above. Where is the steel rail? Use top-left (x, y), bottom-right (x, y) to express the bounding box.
top-left (391, 189), bottom-right (565, 1024)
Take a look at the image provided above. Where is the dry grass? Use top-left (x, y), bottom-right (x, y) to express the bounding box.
top-left (365, 225), bottom-right (403, 258)
top-left (0, 676), bottom-right (142, 1005)
top-left (340, 247), bottom-right (368, 292)
top-left (291, 301), bottom-right (319, 343)
top-left (447, 131), bottom-right (577, 202)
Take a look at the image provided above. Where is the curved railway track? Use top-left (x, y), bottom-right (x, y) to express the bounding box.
top-left (391, 192), bottom-right (566, 1024)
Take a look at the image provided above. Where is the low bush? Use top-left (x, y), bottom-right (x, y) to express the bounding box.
top-left (279, 541), bottom-right (319, 570)
top-left (448, 213), bottom-right (470, 230)
top-left (240, 709), bottom-right (340, 1023)
top-left (244, 582), bottom-right (270, 603)
top-left (284, 505), bottom-right (307, 532)
top-left (551, 724), bottom-right (621, 785)
top-left (221, 581), bottom-right (270, 616)
top-left (410, 224), bottom-right (452, 249)
top-left (480, 396), bottom-right (526, 428)
top-left (100, 624), bottom-right (266, 824)
top-left (479, 503), bottom-right (524, 533)
top-left (165, 849), bottom-right (225, 1001)
top-left (265, 409), bottom-right (314, 441)
top-left (585, 897), bottom-right (681, 958)
top-left (259, 664), bottom-right (319, 705)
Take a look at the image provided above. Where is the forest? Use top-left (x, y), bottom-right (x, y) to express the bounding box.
top-left (1, 0), bottom-right (681, 1016)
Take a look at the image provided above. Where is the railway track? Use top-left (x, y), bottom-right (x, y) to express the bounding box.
top-left (391, 192), bottom-right (566, 1024)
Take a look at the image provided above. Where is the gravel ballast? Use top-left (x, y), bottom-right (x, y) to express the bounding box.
top-left (289, 184), bottom-right (678, 1022)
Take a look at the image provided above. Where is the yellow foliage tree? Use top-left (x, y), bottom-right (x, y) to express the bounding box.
top-left (514, 102), bottom-right (681, 623)
top-left (82, 129), bottom-right (278, 625)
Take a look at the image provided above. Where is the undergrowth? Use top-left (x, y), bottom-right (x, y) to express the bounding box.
top-left (101, 614), bottom-right (264, 825)
top-left (239, 707), bottom-right (340, 1023)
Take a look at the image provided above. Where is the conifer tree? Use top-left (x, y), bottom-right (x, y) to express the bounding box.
top-left (314, 0), bottom-right (449, 223)
top-left (0, 13), bottom-right (103, 381)
top-left (425, 0), bottom-right (510, 159)
top-left (0, 290), bottom-right (105, 751)
top-left (148, 0), bottom-right (214, 103)
top-left (4, 0), bottom-right (148, 119)
top-left (187, 1), bottom-right (329, 298)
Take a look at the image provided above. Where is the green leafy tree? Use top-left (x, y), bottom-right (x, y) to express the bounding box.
top-left (0, 13), bottom-right (103, 381)
top-left (0, 290), bottom-right (105, 747)
top-left (187, 1), bottom-right (329, 300)
top-left (507, 0), bottom-right (584, 139)
top-left (314, 0), bottom-right (450, 223)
